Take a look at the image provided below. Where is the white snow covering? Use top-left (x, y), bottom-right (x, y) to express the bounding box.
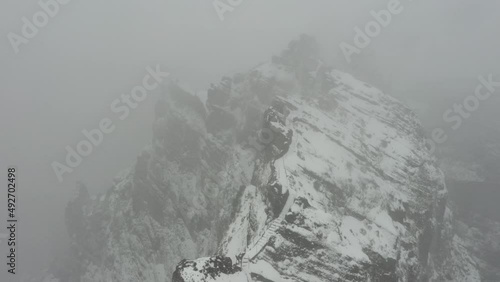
top-left (66, 55), bottom-right (483, 282)
top-left (211, 66), bottom-right (454, 281)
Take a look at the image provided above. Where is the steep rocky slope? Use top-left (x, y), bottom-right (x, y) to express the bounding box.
top-left (52, 36), bottom-right (486, 282)
top-left (172, 57), bottom-right (480, 282)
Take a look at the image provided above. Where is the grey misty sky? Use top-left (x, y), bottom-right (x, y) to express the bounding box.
top-left (0, 0), bottom-right (499, 278)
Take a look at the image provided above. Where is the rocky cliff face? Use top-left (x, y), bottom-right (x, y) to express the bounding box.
top-left (54, 36), bottom-right (487, 282)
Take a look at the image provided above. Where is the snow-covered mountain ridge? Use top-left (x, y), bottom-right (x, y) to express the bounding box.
top-left (172, 69), bottom-right (479, 281)
top-left (52, 35), bottom-right (494, 282)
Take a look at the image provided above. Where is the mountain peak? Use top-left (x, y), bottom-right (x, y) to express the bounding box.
top-left (51, 36), bottom-right (489, 282)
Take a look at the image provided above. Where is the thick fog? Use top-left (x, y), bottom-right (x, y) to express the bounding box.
top-left (1, 0), bottom-right (499, 279)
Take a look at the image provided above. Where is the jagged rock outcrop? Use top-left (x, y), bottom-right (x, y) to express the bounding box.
top-left (53, 35), bottom-right (486, 282)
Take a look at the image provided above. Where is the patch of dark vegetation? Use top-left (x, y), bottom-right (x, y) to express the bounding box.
top-left (285, 212), bottom-right (307, 229)
top-left (260, 106), bottom-right (293, 162)
top-left (280, 228), bottom-right (323, 252)
top-left (251, 273), bottom-right (275, 282)
top-left (172, 259), bottom-right (187, 282)
top-left (270, 243), bottom-right (310, 261)
top-left (388, 207), bottom-right (407, 225)
top-left (266, 174), bottom-right (289, 217)
top-left (173, 256), bottom-right (242, 282)
top-left (296, 197), bottom-right (311, 208)
top-left (362, 248), bottom-right (398, 282)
